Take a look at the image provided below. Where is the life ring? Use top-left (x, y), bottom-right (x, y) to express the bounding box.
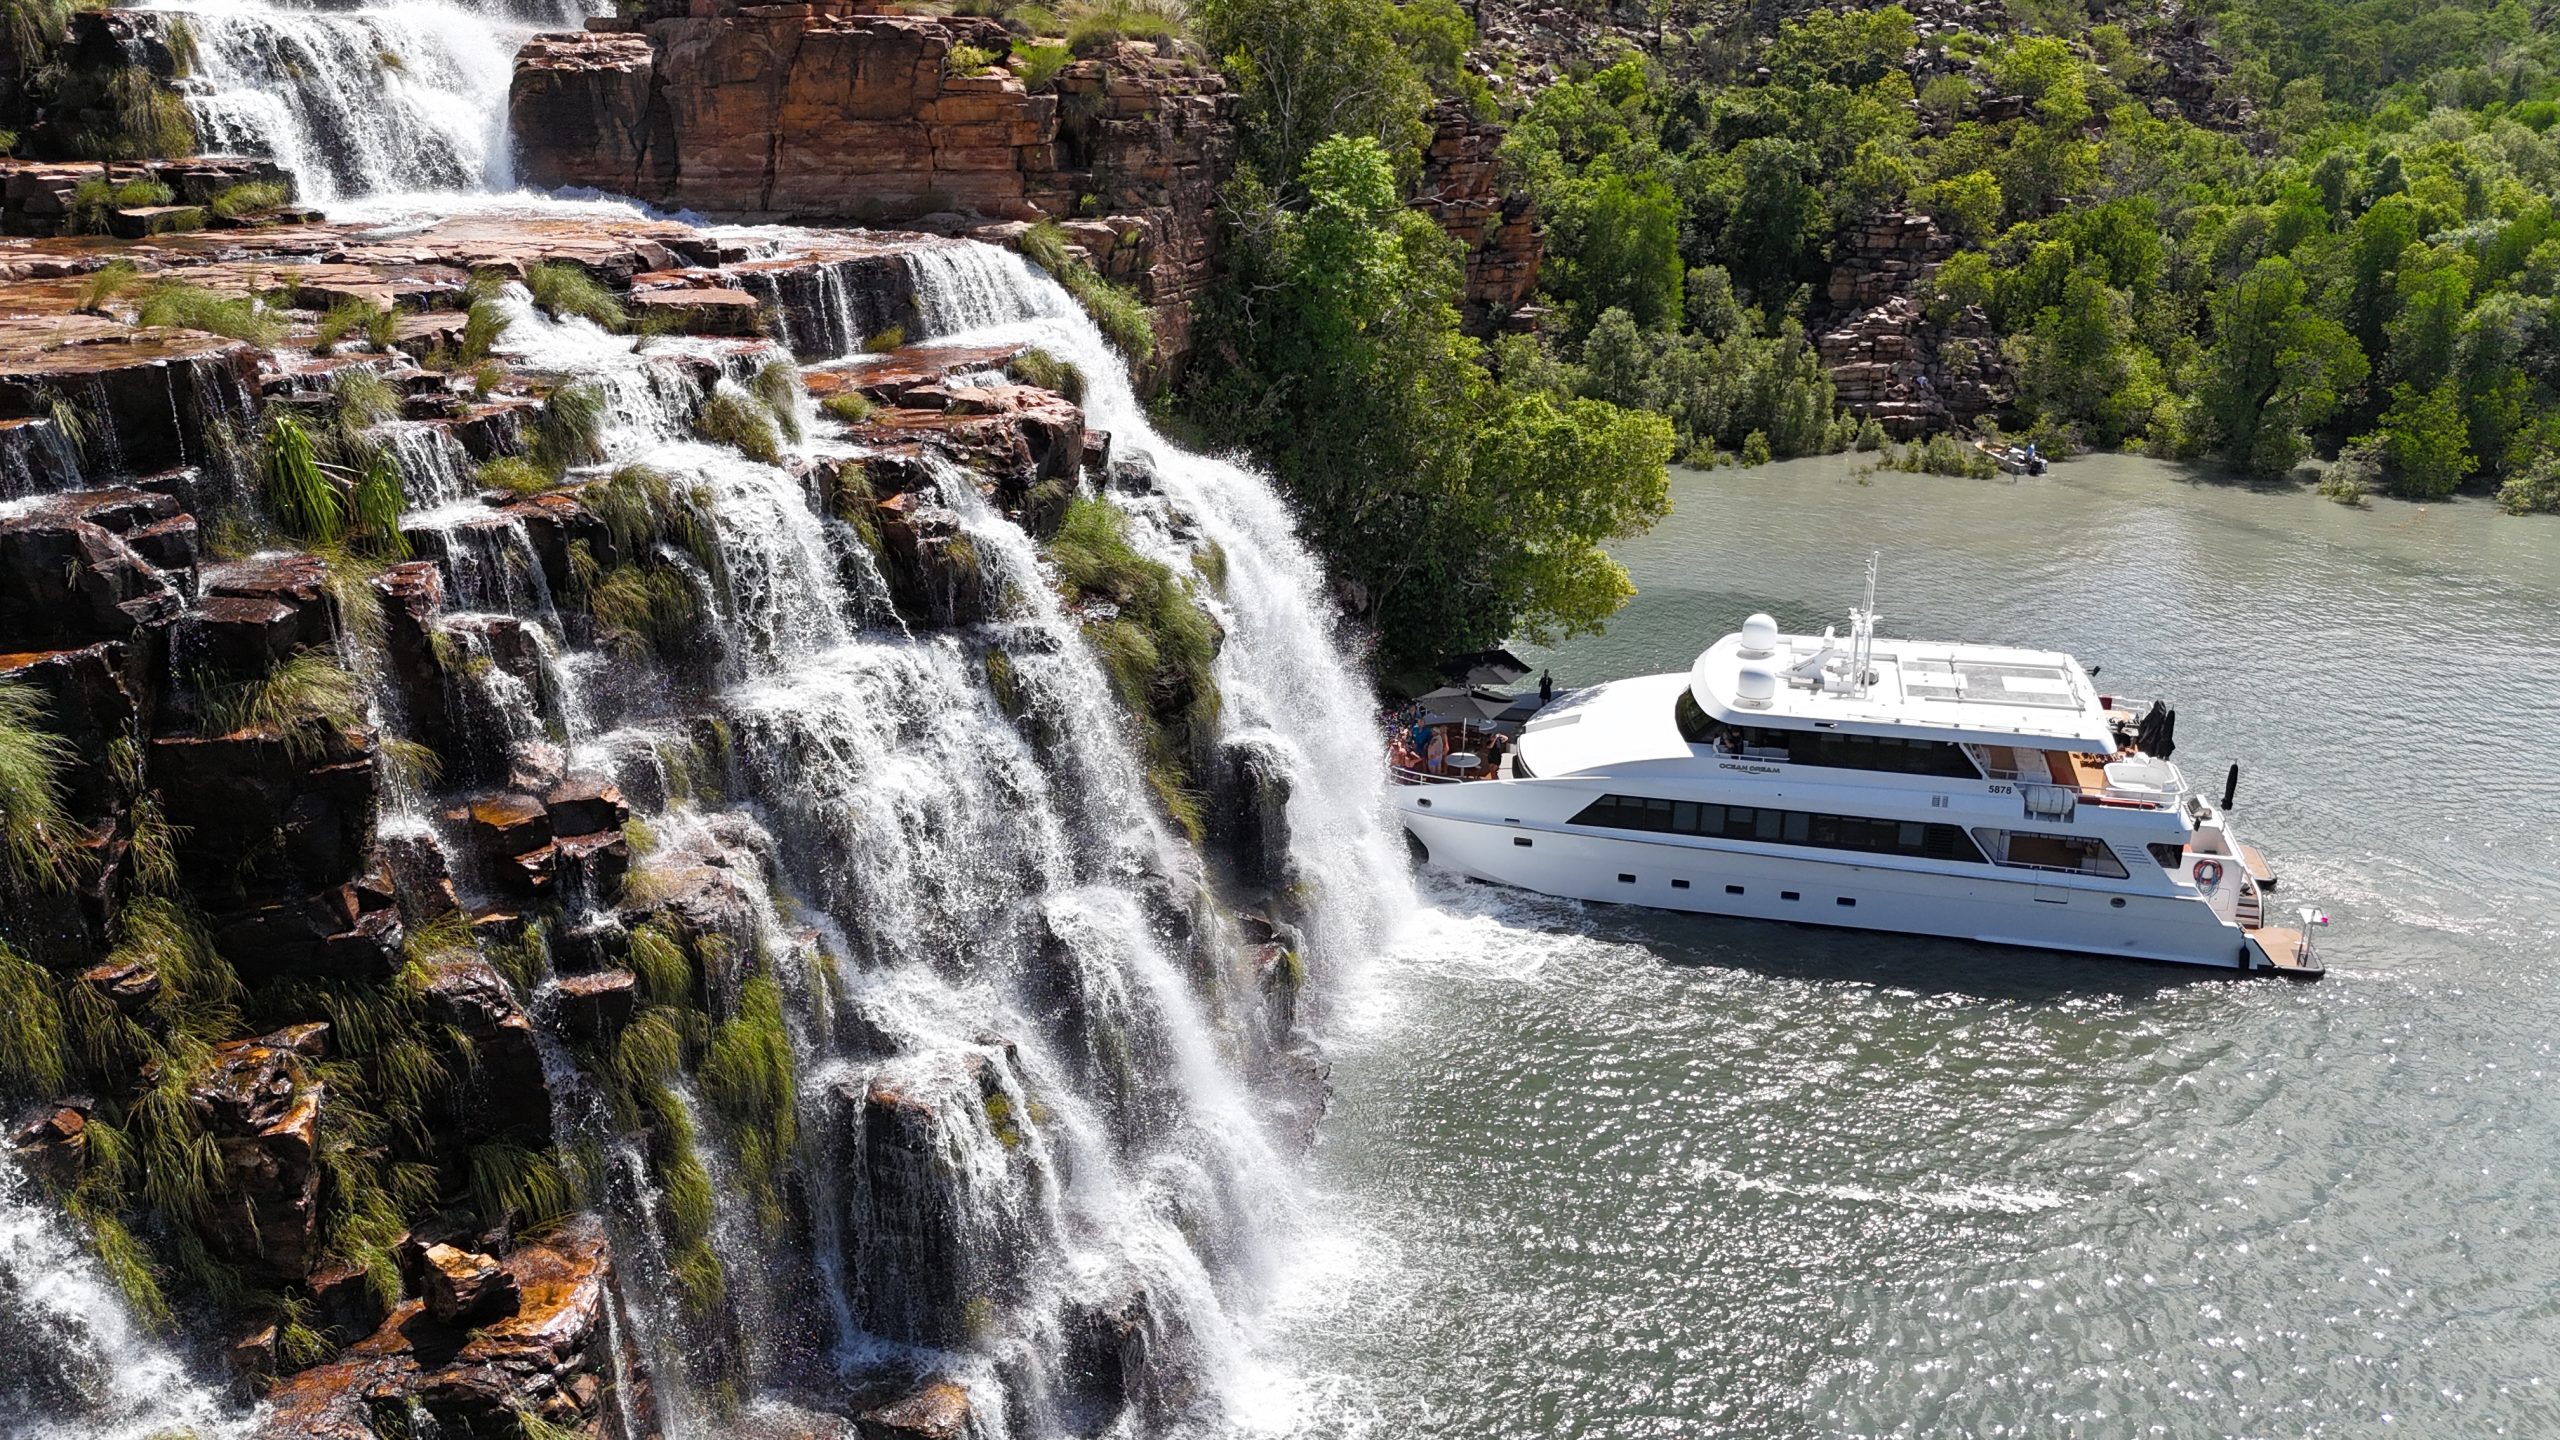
top-left (2192, 860), bottom-right (2224, 891)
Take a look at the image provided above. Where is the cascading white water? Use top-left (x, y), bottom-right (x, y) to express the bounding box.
top-left (0, 1157), bottom-right (245, 1440)
top-left (905, 244), bottom-right (1413, 988)
top-left (150, 0), bottom-right (583, 199)
top-left (451, 259), bottom-right (1387, 1433)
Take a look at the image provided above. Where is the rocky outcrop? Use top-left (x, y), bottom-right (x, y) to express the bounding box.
top-left (1818, 213), bottom-right (2007, 436)
top-left (512, 15), bottom-right (1060, 221)
top-left (1416, 99), bottom-right (1541, 334)
top-left (257, 1215), bottom-right (622, 1440)
top-left (513, 15), bottom-right (1237, 376)
top-left (194, 1025), bottom-right (330, 1282)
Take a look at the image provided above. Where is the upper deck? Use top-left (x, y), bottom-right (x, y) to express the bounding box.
top-left (1688, 625), bottom-right (2119, 752)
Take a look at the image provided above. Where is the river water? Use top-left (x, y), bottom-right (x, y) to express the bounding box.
top-left (1272, 454), bottom-right (2560, 1438)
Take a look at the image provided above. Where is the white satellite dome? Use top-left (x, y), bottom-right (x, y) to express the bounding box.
top-left (1738, 612), bottom-right (1780, 658)
top-left (1732, 666), bottom-right (1778, 709)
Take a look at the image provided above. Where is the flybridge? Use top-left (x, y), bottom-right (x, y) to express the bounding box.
top-left (1685, 559), bottom-right (2117, 752)
top-left (1688, 632), bottom-right (2120, 751)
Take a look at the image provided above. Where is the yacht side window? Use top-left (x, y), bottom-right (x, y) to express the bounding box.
top-left (1970, 828), bottom-right (2130, 878)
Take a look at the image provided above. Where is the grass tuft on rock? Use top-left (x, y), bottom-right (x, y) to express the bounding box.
top-left (1007, 346), bottom-right (1085, 402)
top-left (140, 281), bottom-right (285, 347)
top-left (819, 391), bottom-right (875, 425)
top-left (476, 456), bottom-right (555, 496)
top-left (207, 180), bottom-right (286, 220)
top-left (749, 359), bottom-right (803, 444)
top-left (195, 648), bottom-right (364, 758)
top-left (69, 176), bottom-right (171, 234)
top-left (262, 411), bottom-right (343, 543)
top-left (0, 938), bottom-right (68, 1098)
top-left (531, 381), bottom-right (607, 471)
top-left (693, 385), bottom-right (781, 465)
top-left (315, 299), bottom-right (396, 352)
top-left (698, 976), bottom-right (795, 1232)
top-left (467, 1141), bottom-right (578, 1231)
top-left (0, 679), bottom-right (76, 890)
top-left (526, 263), bottom-right (626, 331)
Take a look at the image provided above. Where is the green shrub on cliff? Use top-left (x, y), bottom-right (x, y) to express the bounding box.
top-left (946, 41), bottom-right (1001, 75)
top-left (1064, 2), bottom-right (1184, 56)
top-left (1013, 40), bottom-right (1073, 91)
top-left (1185, 135), bottom-right (1672, 670)
top-left (1046, 494), bottom-right (1220, 839)
top-left (1019, 221), bottom-right (1155, 362)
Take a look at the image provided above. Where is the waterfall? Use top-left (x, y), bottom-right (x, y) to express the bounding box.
top-left (150, 0), bottom-right (579, 200)
top-left (0, 1156), bottom-right (246, 1440)
top-left (902, 244), bottom-right (1412, 984)
top-left (423, 260), bottom-right (1394, 1433)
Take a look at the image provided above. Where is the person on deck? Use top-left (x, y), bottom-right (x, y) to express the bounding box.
top-left (1539, 670), bottom-right (1554, 705)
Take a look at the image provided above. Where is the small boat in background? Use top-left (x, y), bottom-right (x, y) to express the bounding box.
top-left (1974, 438), bottom-right (2048, 475)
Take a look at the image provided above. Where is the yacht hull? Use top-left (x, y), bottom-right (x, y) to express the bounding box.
top-left (1400, 806), bottom-right (2271, 972)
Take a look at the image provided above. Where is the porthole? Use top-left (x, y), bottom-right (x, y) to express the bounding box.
top-left (1672, 878), bottom-right (1691, 890)
top-left (1617, 873), bottom-right (1636, 884)
top-left (1781, 890), bottom-right (1800, 902)
top-left (1513, 836), bottom-right (1533, 847)
top-left (2110, 897), bottom-right (2126, 908)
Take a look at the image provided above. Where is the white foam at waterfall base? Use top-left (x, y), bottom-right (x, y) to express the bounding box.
top-left (154, 0), bottom-right (560, 200)
top-left (905, 243), bottom-right (1414, 1003)
top-left (0, 1157), bottom-right (248, 1440)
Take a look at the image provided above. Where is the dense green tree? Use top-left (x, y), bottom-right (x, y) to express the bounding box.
top-left (1543, 170), bottom-right (1686, 331)
top-left (2370, 380), bottom-right (2474, 496)
top-left (1195, 0), bottom-right (1434, 191)
top-left (1189, 136), bottom-right (1672, 666)
top-left (2193, 257), bottom-right (2369, 475)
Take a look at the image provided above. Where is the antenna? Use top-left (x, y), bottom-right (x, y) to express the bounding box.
top-left (1846, 551), bottom-right (1881, 696)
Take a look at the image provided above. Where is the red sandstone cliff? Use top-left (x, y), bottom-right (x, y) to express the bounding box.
top-left (512, 12), bottom-right (1543, 372)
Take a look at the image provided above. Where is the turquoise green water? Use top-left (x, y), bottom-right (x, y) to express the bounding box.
top-left (1278, 455), bottom-right (2560, 1438)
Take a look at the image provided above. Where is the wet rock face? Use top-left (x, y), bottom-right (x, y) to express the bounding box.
top-left (257, 1215), bottom-right (620, 1440)
top-left (192, 1025), bottom-right (330, 1281)
top-left (150, 721), bottom-right (387, 919)
top-left (1216, 736), bottom-right (1295, 898)
top-left (422, 1242), bottom-right (521, 1325)
top-left (836, 1053), bottom-right (1050, 1351)
top-left (858, 1377), bottom-right (974, 1440)
top-left (418, 954), bottom-right (554, 1146)
top-left (0, 494), bottom-right (187, 649)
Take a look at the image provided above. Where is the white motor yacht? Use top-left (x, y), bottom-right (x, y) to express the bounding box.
top-left (1392, 561), bottom-right (2324, 975)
